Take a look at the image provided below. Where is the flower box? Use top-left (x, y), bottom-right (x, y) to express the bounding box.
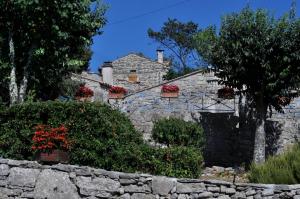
top-left (75, 85), bottom-right (94, 100)
top-left (108, 92), bottom-right (125, 99)
top-left (217, 87), bottom-right (234, 99)
top-left (108, 86), bottom-right (127, 99)
top-left (161, 84), bottom-right (179, 98)
top-left (161, 91), bottom-right (179, 98)
top-left (32, 124), bottom-right (71, 164)
top-left (36, 149), bottom-right (69, 164)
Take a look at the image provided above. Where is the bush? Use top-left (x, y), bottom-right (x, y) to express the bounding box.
top-left (249, 143), bottom-right (300, 184)
top-left (113, 144), bottom-right (203, 178)
top-left (152, 117), bottom-right (205, 149)
top-left (0, 101), bottom-right (203, 178)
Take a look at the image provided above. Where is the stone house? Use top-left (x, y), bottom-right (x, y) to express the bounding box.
top-left (72, 50), bottom-right (170, 101)
top-left (73, 51), bottom-right (300, 167)
top-left (110, 50), bottom-right (170, 92)
top-left (117, 69), bottom-right (300, 166)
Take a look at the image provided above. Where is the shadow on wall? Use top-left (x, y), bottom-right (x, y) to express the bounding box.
top-left (195, 112), bottom-right (286, 167)
top-left (265, 120), bottom-right (283, 157)
top-left (197, 113), bottom-right (241, 167)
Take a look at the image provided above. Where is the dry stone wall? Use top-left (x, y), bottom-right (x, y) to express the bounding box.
top-left (1, 158), bottom-right (300, 199)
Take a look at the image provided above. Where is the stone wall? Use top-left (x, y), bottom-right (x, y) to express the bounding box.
top-left (116, 71), bottom-right (242, 165)
top-left (112, 54), bottom-right (169, 92)
top-left (72, 69), bottom-right (300, 166)
top-left (119, 70), bottom-right (229, 140)
top-left (113, 70), bottom-right (300, 166)
top-left (2, 158), bottom-right (300, 199)
top-left (71, 72), bottom-right (110, 102)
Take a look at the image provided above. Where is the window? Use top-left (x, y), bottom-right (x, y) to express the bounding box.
top-left (128, 70), bottom-right (138, 82)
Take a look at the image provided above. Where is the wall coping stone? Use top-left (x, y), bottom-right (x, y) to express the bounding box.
top-left (1, 158), bottom-right (300, 198)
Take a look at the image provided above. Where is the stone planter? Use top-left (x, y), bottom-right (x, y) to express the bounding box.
top-left (108, 92), bottom-right (125, 99)
top-left (36, 150), bottom-right (69, 164)
top-left (161, 91), bottom-right (179, 98)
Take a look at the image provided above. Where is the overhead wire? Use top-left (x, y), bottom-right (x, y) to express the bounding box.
top-left (106, 0), bottom-right (192, 26)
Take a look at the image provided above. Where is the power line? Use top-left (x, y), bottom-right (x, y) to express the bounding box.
top-left (107, 0), bottom-right (192, 26)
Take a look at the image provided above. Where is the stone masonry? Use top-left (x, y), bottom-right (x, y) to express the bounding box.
top-left (1, 158), bottom-right (300, 199)
top-left (112, 53), bottom-right (169, 92)
top-left (111, 70), bottom-right (300, 166)
top-left (72, 66), bottom-right (300, 166)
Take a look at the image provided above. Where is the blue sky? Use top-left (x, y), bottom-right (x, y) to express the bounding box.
top-left (89, 0), bottom-right (300, 72)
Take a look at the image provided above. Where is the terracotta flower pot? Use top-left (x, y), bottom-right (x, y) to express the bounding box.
top-left (36, 150), bottom-right (69, 164)
top-left (108, 92), bottom-right (125, 99)
top-left (161, 91), bottom-right (179, 98)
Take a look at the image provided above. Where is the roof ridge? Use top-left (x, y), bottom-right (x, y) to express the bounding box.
top-left (112, 53), bottom-right (169, 67)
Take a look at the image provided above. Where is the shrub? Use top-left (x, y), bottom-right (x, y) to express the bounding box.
top-left (0, 101), bottom-right (203, 178)
top-left (249, 143), bottom-right (300, 184)
top-left (58, 78), bottom-right (82, 98)
top-left (152, 117), bottom-right (205, 149)
top-left (154, 146), bottom-right (203, 178)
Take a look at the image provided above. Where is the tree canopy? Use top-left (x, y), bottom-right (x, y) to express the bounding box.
top-left (0, 0), bottom-right (107, 104)
top-left (148, 18), bottom-right (200, 80)
top-left (195, 7), bottom-right (300, 163)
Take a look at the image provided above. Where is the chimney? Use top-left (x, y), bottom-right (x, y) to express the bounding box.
top-left (101, 61), bottom-right (113, 85)
top-left (157, 49), bottom-right (164, 64)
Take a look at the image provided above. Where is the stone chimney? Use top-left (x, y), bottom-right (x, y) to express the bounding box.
top-left (101, 61), bottom-right (113, 85)
top-left (157, 49), bottom-right (164, 64)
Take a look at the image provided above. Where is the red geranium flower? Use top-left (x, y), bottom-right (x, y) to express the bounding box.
top-left (75, 86), bottom-right (94, 97)
top-left (109, 86), bottom-right (127, 94)
top-left (162, 84), bottom-right (180, 93)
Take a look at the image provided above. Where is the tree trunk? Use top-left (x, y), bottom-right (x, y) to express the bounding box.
top-left (8, 30), bottom-right (18, 105)
top-left (253, 95), bottom-right (268, 164)
top-left (18, 44), bottom-right (37, 102)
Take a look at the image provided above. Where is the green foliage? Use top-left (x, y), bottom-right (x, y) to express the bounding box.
top-left (249, 143), bottom-right (300, 184)
top-left (113, 144), bottom-right (203, 178)
top-left (195, 6), bottom-right (300, 163)
top-left (0, 0), bottom-right (107, 102)
top-left (148, 18), bottom-right (200, 71)
top-left (24, 90), bottom-right (37, 103)
top-left (195, 7), bottom-right (300, 112)
top-left (0, 101), bottom-right (203, 178)
top-left (152, 117), bottom-right (205, 149)
top-left (163, 67), bottom-right (197, 80)
top-left (58, 78), bottom-right (83, 98)
top-left (154, 146), bottom-right (203, 178)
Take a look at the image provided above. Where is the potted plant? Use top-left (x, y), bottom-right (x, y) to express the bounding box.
top-left (108, 86), bottom-right (127, 99)
top-left (75, 85), bottom-right (94, 101)
top-left (32, 124), bottom-right (70, 164)
top-left (161, 84), bottom-right (180, 98)
top-left (217, 87), bottom-right (234, 99)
